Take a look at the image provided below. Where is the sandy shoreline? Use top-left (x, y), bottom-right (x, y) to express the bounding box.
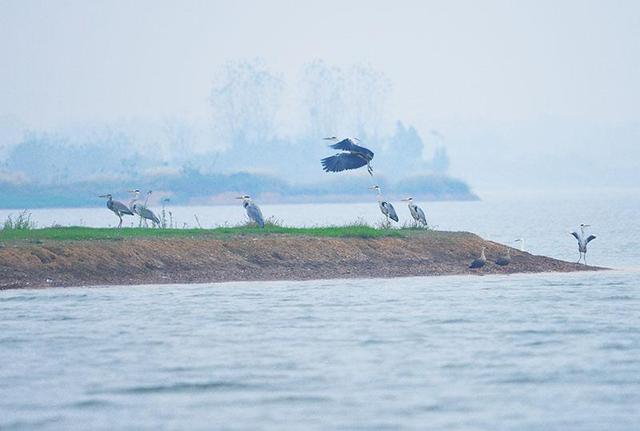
top-left (0, 232), bottom-right (601, 289)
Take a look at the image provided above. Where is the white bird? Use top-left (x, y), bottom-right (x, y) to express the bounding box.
top-left (369, 185), bottom-right (398, 225)
top-left (401, 197), bottom-right (427, 227)
top-left (514, 238), bottom-right (525, 252)
top-left (571, 224), bottom-right (596, 265)
top-left (236, 195), bottom-right (265, 228)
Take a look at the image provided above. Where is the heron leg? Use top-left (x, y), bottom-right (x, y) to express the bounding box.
top-left (117, 215), bottom-right (123, 228)
top-left (576, 252), bottom-right (582, 264)
top-left (584, 254), bottom-right (587, 266)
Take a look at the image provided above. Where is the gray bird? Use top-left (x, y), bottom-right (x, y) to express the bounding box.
top-left (369, 185), bottom-right (398, 224)
top-left (469, 247), bottom-right (487, 269)
top-left (99, 194), bottom-right (134, 228)
top-left (495, 247), bottom-right (511, 266)
top-left (571, 224), bottom-right (596, 265)
top-left (401, 197), bottom-right (427, 226)
top-left (321, 137), bottom-right (374, 176)
top-left (129, 189), bottom-right (160, 227)
top-left (237, 195), bottom-right (265, 228)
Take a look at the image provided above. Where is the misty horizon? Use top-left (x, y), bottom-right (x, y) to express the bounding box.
top-left (1, 0), bottom-right (639, 194)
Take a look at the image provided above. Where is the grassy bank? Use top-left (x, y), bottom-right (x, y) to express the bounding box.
top-left (0, 224), bottom-right (431, 242)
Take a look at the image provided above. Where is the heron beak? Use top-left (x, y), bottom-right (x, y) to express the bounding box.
top-left (98, 195), bottom-right (108, 198)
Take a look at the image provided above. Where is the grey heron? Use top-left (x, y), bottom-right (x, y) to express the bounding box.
top-left (129, 189), bottom-right (160, 227)
top-left (401, 197), bottom-right (427, 226)
top-left (321, 137), bottom-right (374, 176)
top-left (469, 247), bottom-right (487, 269)
top-left (99, 194), bottom-right (134, 228)
top-left (495, 247), bottom-right (511, 266)
top-left (571, 224), bottom-right (596, 265)
top-left (369, 185), bottom-right (398, 225)
top-left (514, 238), bottom-right (525, 251)
top-left (236, 195), bottom-right (265, 228)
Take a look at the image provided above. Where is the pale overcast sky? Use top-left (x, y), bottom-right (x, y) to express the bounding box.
top-left (1, 0), bottom-right (639, 189)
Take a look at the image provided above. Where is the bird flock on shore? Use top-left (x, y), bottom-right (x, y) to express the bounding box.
top-left (100, 137), bottom-right (597, 267)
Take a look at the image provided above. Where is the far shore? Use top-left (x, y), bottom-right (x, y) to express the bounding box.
top-left (0, 227), bottom-right (602, 289)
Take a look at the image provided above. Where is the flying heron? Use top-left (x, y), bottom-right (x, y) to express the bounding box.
top-left (571, 224), bottom-right (596, 265)
top-left (469, 246), bottom-right (487, 269)
top-left (321, 137), bottom-right (374, 176)
top-left (495, 247), bottom-right (511, 266)
top-left (369, 185), bottom-right (398, 225)
top-left (401, 197), bottom-right (427, 226)
top-left (236, 195), bottom-right (265, 228)
top-left (98, 194), bottom-right (134, 228)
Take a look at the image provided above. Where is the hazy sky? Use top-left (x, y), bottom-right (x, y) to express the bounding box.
top-left (1, 0), bottom-right (639, 189)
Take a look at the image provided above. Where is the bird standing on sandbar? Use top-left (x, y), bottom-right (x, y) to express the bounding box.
top-left (369, 185), bottom-right (398, 225)
top-left (495, 247), bottom-right (511, 266)
top-left (571, 224), bottom-right (596, 265)
top-left (401, 197), bottom-right (427, 227)
top-left (469, 247), bottom-right (487, 269)
top-left (237, 195), bottom-right (265, 228)
top-left (99, 194), bottom-right (134, 228)
top-left (129, 189), bottom-right (160, 227)
top-left (321, 137), bottom-right (374, 176)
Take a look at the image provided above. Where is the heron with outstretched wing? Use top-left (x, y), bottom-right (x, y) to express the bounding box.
top-left (321, 137), bottom-right (374, 176)
top-left (571, 224), bottom-right (596, 265)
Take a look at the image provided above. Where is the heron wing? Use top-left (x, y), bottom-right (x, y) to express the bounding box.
top-left (571, 232), bottom-right (580, 241)
top-left (113, 200), bottom-right (134, 215)
top-left (141, 207), bottom-right (160, 223)
top-left (321, 153), bottom-right (368, 172)
top-left (586, 235), bottom-right (596, 243)
top-left (329, 139), bottom-right (374, 158)
top-left (383, 202), bottom-right (399, 222)
top-left (416, 206), bottom-right (427, 224)
top-left (247, 203), bottom-right (265, 228)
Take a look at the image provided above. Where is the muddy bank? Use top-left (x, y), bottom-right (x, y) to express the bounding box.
top-left (0, 232), bottom-right (601, 289)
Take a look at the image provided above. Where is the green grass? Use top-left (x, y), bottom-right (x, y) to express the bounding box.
top-left (0, 224), bottom-right (430, 242)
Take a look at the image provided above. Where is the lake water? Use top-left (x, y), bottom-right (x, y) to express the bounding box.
top-left (1, 189), bottom-right (639, 430)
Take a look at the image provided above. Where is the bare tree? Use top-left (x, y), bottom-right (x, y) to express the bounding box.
top-left (209, 60), bottom-right (284, 147)
top-left (301, 61), bottom-right (392, 140)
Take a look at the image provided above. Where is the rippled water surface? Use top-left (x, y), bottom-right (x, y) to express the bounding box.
top-left (1, 190), bottom-right (640, 430)
top-left (2, 272), bottom-right (640, 430)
